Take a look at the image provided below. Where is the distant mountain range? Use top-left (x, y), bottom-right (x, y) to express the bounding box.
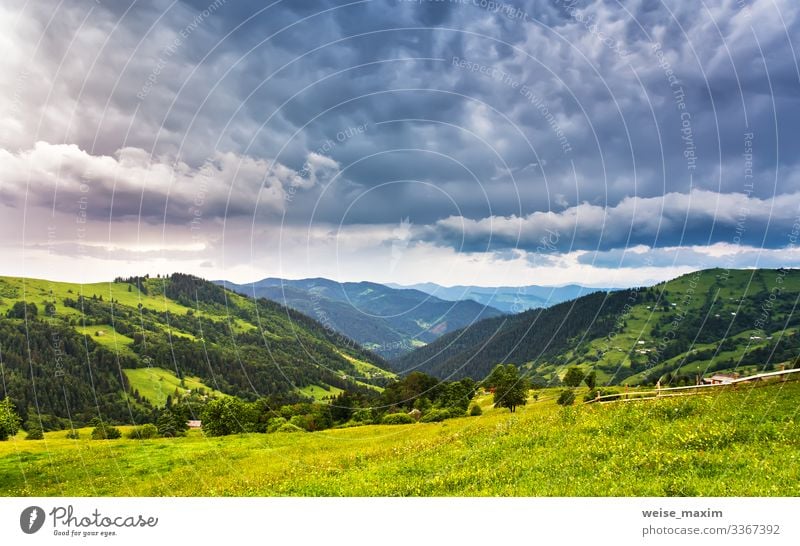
top-left (386, 282), bottom-right (614, 313)
top-left (216, 278), bottom-right (505, 359)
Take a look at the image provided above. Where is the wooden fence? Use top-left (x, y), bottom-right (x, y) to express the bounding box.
top-left (583, 367), bottom-right (800, 404)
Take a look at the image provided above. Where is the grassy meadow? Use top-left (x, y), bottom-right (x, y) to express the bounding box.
top-left (123, 367), bottom-right (227, 407)
top-left (1, 380), bottom-right (799, 496)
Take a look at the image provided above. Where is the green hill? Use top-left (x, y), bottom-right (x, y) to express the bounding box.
top-left (392, 268), bottom-right (800, 385)
top-left (123, 367), bottom-right (227, 407)
top-left (0, 274), bottom-right (393, 428)
top-left (2, 379), bottom-right (798, 495)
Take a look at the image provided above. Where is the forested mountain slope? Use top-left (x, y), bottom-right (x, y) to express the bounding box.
top-left (0, 274), bottom-right (393, 428)
top-left (392, 269), bottom-right (800, 386)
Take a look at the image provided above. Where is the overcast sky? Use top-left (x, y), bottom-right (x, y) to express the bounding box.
top-left (1, 0), bottom-right (798, 287)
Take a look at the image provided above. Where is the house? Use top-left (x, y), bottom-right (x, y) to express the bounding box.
top-left (187, 420), bottom-right (202, 429)
top-left (702, 373), bottom-right (739, 385)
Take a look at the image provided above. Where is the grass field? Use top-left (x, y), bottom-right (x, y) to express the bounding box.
top-left (75, 324), bottom-right (136, 356)
top-left (1, 380), bottom-right (798, 496)
top-left (124, 367), bottom-right (226, 406)
top-left (298, 384), bottom-right (344, 401)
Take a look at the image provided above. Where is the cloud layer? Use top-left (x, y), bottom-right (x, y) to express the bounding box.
top-left (0, 0), bottom-right (798, 285)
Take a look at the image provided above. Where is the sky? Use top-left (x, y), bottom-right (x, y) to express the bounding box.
top-left (1, 0), bottom-right (799, 288)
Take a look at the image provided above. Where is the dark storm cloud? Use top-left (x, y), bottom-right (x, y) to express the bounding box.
top-left (2, 0), bottom-right (799, 255)
top-left (423, 189), bottom-right (800, 253)
top-left (578, 245), bottom-right (800, 270)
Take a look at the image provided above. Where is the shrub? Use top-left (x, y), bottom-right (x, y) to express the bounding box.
top-left (288, 415), bottom-right (311, 431)
top-left (420, 408), bottom-right (460, 423)
top-left (562, 367), bottom-right (585, 388)
top-left (91, 424), bottom-right (122, 440)
top-left (127, 423), bottom-right (158, 439)
top-left (337, 420), bottom-right (367, 428)
top-left (351, 408), bottom-right (374, 423)
top-left (5, 301), bottom-right (38, 319)
top-left (584, 370), bottom-right (597, 389)
top-left (276, 422), bottom-right (305, 433)
top-left (201, 398), bottom-right (255, 436)
top-left (288, 409), bottom-right (332, 432)
top-left (583, 387), bottom-right (620, 402)
top-left (381, 413), bottom-right (415, 425)
top-left (557, 389), bottom-right (576, 406)
top-left (156, 410), bottom-right (187, 437)
top-left (65, 430), bottom-right (80, 440)
top-left (266, 417), bottom-right (287, 433)
top-left (25, 423), bottom-right (44, 440)
top-left (0, 398), bottom-right (22, 441)
top-left (469, 404), bottom-right (483, 416)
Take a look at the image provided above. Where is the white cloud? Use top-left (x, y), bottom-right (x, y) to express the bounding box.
top-left (430, 189), bottom-right (800, 251)
top-left (0, 141), bottom-right (339, 222)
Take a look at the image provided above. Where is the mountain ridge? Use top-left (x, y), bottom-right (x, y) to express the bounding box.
top-left (391, 268), bottom-right (800, 385)
top-left (385, 282), bottom-right (617, 312)
top-left (215, 277), bottom-right (506, 358)
top-left (0, 273), bottom-right (394, 428)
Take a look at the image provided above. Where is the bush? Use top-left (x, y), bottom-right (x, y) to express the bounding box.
top-left (65, 430), bottom-right (80, 439)
top-left (351, 408), bottom-right (374, 423)
top-left (288, 409), bottom-right (332, 432)
top-left (469, 404), bottom-right (483, 416)
top-left (156, 410), bottom-right (187, 437)
top-left (557, 389), bottom-right (576, 406)
top-left (91, 424), bottom-right (122, 440)
top-left (420, 408), bottom-right (460, 423)
top-left (127, 423), bottom-right (158, 439)
top-left (266, 416), bottom-right (287, 433)
top-left (337, 420), bottom-right (368, 429)
top-left (584, 387), bottom-right (619, 402)
top-left (288, 415), bottom-right (311, 431)
top-left (0, 398), bottom-right (22, 441)
top-left (276, 422), bottom-right (305, 433)
top-left (201, 398), bottom-right (255, 436)
top-left (381, 413), bottom-right (415, 425)
top-left (25, 423), bottom-right (44, 440)
top-left (563, 367), bottom-right (585, 388)
top-left (5, 301), bottom-right (38, 319)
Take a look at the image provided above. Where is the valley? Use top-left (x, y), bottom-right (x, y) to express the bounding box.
top-left (217, 277), bottom-right (505, 358)
top-left (0, 268), bottom-right (798, 497)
